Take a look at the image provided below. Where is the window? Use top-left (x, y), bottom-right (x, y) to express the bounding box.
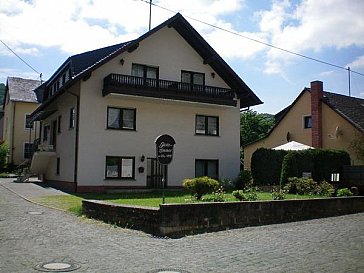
top-left (50, 120), bottom-right (57, 147)
top-left (105, 156), bottom-right (135, 179)
top-left (62, 74), bottom-right (66, 85)
top-left (69, 107), bottom-right (75, 129)
top-left (304, 116), bottom-right (312, 129)
top-left (24, 143), bottom-right (33, 159)
top-left (195, 115), bottom-right (219, 136)
top-left (181, 71), bottom-right (205, 90)
top-left (43, 125), bottom-right (50, 142)
top-left (25, 114), bottom-right (33, 129)
top-left (57, 115), bottom-right (62, 133)
top-left (131, 64), bottom-right (158, 79)
top-left (107, 107), bottom-right (136, 130)
top-left (195, 159), bottom-right (218, 179)
top-left (56, 157), bottom-right (60, 175)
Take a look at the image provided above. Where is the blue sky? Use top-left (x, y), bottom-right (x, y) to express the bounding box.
top-left (1, 0), bottom-right (363, 114)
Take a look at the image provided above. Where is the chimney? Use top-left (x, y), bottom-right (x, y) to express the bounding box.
top-left (310, 81), bottom-right (323, 148)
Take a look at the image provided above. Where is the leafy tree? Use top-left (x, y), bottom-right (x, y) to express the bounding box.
top-left (240, 110), bottom-right (274, 147)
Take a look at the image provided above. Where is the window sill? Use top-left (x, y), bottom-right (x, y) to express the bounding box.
top-left (194, 133), bottom-right (220, 137)
top-left (104, 178), bottom-right (136, 181)
top-left (105, 128), bottom-right (137, 132)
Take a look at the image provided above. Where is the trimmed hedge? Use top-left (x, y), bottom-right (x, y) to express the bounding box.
top-left (251, 148), bottom-right (288, 185)
top-left (280, 149), bottom-right (350, 185)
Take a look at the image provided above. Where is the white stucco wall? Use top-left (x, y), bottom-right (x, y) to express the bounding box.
top-left (42, 84), bottom-right (79, 183)
top-left (76, 25), bottom-right (240, 187)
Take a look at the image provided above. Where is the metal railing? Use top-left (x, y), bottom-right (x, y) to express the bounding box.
top-left (103, 73), bottom-right (235, 99)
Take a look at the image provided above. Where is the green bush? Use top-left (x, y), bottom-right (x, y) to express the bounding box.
top-left (182, 176), bottom-right (219, 200)
top-left (280, 149), bottom-right (350, 185)
top-left (336, 188), bottom-right (353, 197)
top-left (232, 187), bottom-right (258, 201)
top-left (284, 177), bottom-right (318, 195)
top-left (234, 170), bottom-right (252, 189)
top-left (251, 148), bottom-right (288, 185)
top-left (284, 177), bottom-right (335, 197)
top-left (205, 186), bottom-right (226, 202)
top-left (271, 187), bottom-right (286, 200)
top-left (219, 178), bottom-right (234, 190)
top-left (0, 142), bottom-right (8, 172)
top-left (315, 180), bottom-right (335, 197)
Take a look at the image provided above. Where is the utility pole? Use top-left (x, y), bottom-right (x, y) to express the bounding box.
top-left (149, 0), bottom-right (152, 31)
top-left (347, 66), bottom-right (351, 97)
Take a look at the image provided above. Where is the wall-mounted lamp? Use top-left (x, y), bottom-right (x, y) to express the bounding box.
top-left (140, 155), bottom-right (145, 162)
top-left (211, 72), bottom-right (215, 78)
top-left (120, 59), bottom-right (125, 65)
top-left (138, 166), bottom-right (145, 173)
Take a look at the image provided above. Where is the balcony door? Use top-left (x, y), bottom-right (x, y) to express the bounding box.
top-left (131, 64), bottom-right (159, 88)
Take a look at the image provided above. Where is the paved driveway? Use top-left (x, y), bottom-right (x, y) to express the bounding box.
top-left (1, 180), bottom-right (363, 273)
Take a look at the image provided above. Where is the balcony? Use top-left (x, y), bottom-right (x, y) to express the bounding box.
top-left (30, 138), bottom-right (56, 174)
top-left (103, 73), bottom-right (237, 106)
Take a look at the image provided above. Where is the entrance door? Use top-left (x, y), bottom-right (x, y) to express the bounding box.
top-left (147, 158), bottom-right (167, 189)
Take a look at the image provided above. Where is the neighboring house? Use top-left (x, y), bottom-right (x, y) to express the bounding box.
top-left (2, 77), bottom-right (41, 166)
top-left (0, 83), bottom-right (5, 140)
top-left (30, 13), bottom-right (262, 193)
top-left (244, 81), bottom-right (364, 169)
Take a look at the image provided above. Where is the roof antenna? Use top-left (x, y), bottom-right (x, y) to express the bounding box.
top-left (347, 66), bottom-right (351, 97)
top-left (149, 0), bottom-right (152, 31)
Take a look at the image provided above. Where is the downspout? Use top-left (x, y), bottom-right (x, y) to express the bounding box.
top-left (67, 90), bottom-right (80, 193)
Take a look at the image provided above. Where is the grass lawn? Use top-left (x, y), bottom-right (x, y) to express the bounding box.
top-left (32, 190), bottom-right (324, 215)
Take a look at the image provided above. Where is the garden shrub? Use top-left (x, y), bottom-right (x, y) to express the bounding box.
top-left (284, 177), bottom-right (335, 196)
top-left (336, 188), bottom-right (353, 197)
top-left (219, 178), bottom-right (234, 190)
top-left (232, 187), bottom-right (258, 201)
top-left (251, 148), bottom-right (288, 185)
top-left (271, 187), bottom-right (286, 200)
top-left (205, 186), bottom-right (226, 202)
top-left (234, 170), bottom-right (252, 189)
top-left (0, 142), bottom-right (8, 172)
top-left (284, 177), bottom-right (318, 195)
top-left (315, 180), bottom-right (335, 197)
top-left (182, 176), bottom-right (219, 200)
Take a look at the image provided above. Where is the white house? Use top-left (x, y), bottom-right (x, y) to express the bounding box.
top-left (30, 13), bottom-right (262, 192)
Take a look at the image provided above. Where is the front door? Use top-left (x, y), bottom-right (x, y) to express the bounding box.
top-left (147, 158), bottom-right (167, 189)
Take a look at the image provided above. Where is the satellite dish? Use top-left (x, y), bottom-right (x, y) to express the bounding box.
top-left (335, 126), bottom-right (341, 138)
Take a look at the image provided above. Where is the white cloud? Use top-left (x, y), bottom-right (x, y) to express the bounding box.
top-left (0, 0), bottom-right (247, 56)
top-left (319, 70), bottom-right (334, 77)
top-left (347, 55), bottom-right (364, 69)
top-left (0, 68), bottom-right (40, 83)
top-left (257, 0), bottom-right (364, 75)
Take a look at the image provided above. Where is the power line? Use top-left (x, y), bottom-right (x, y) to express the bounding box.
top-left (140, 0), bottom-right (364, 77)
top-left (0, 39), bottom-right (42, 77)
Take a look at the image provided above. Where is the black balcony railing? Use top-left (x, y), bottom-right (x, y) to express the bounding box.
top-left (103, 73), bottom-right (236, 106)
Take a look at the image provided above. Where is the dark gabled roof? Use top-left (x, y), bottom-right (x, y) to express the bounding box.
top-left (323, 91), bottom-right (364, 133)
top-left (69, 41), bottom-right (132, 78)
top-left (35, 13), bottom-right (262, 115)
top-left (5, 77), bottom-right (41, 104)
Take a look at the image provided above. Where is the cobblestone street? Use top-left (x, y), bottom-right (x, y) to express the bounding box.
top-left (1, 181), bottom-right (363, 273)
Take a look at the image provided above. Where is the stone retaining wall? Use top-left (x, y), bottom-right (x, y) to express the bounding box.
top-left (82, 197), bottom-right (364, 237)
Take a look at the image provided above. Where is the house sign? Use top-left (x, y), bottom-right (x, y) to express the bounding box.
top-left (155, 134), bottom-right (176, 165)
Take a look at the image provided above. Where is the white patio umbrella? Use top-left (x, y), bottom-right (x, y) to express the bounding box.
top-left (272, 141), bottom-right (314, 151)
